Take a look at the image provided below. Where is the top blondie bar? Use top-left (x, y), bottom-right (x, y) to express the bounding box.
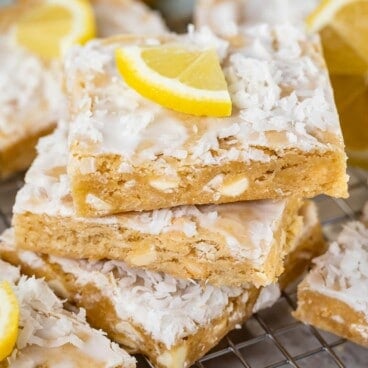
top-left (65, 25), bottom-right (348, 216)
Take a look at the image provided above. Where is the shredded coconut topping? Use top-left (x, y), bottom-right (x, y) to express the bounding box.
top-left (0, 35), bottom-right (64, 148)
top-left (0, 259), bottom-right (20, 284)
top-left (1, 232), bottom-right (249, 349)
top-left (196, 0), bottom-right (320, 37)
top-left (46, 256), bottom-right (248, 348)
top-left (305, 221), bottom-right (368, 319)
top-left (65, 24), bottom-right (343, 172)
top-left (15, 123), bottom-right (287, 263)
top-left (243, 0), bottom-right (320, 25)
top-left (0, 259), bottom-right (135, 367)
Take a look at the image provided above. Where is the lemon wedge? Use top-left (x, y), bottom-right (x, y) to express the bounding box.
top-left (0, 281), bottom-right (19, 361)
top-left (306, 0), bottom-right (368, 168)
top-left (306, 0), bottom-right (368, 74)
top-left (330, 74), bottom-right (368, 168)
top-left (115, 45), bottom-right (232, 117)
top-left (15, 0), bottom-right (96, 60)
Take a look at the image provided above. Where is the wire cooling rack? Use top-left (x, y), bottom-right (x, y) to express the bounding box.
top-left (1, 167), bottom-right (368, 368)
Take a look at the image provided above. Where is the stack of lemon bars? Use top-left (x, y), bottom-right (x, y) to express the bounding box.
top-left (0, 2), bottom-right (353, 368)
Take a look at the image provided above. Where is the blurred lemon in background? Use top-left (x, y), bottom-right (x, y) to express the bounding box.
top-left (15, 0), bottom-right (96, 60)
top-left (0, 281), bottom-right (19, 361)
top-left (307, 0), bottom-right (368, 169)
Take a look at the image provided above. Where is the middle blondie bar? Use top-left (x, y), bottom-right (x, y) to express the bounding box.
top-left (65, 26), bottom-right (347, 216)
top-left (14, 123), bottom-right (304, 287)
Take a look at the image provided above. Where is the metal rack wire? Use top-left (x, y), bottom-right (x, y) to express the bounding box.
top-left (1, 167), bottom-right (368, 368)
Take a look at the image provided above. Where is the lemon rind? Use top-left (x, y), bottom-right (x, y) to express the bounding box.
top-left (306, 0), bottom-right (357, 32)
top-left (115, 47), bottom-right (232, 117)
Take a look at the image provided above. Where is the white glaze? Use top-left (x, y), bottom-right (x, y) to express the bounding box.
top-left (50, 256), bottom-right (247, 348)
top-left (305, 221), bottom-right (368, 319)
top-left (65, 24), bottom-right (343, 172)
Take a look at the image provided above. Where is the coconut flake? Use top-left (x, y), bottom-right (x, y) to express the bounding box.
top-left (306, 221), bottom-right (368, 319)
top-left (1, 262), bottom-right (135, 368)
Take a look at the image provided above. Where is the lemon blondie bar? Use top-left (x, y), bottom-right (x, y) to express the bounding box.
top-left (0, 0), bottom-right (166, 179)
top-left (14, 123), bottom-right (306, 287)
top-left (0, 3), bottom-right (63, 179)
top-left (65, 26), bottom-right (347, 216)
top-left (195, 0), bottom-right (320, 39)
top-left (0, 259), bottom-right (135, 368)
top-left (0, 207), bottom-right (324, 368)
top-left (294, 221), bottom-right (368, 347)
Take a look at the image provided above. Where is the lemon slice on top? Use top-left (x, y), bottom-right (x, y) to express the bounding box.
top-left (15, 0), bottom-right (96, 60)
top-left (0, 281), bottom-right (19, 361)
top-left (115, 45), bottom-right (232, 117)
top-left (306, 0), bottom-right (368, 74)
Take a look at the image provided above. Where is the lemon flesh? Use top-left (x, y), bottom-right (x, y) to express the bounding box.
top-left (0, 281), bottom-right (19, 361)
top-left (15, 0), bottom-right (96, 60)
top-left (307, 0), bottom-right (368, 168)
top-left (115, 45), bottom-right (232, 117)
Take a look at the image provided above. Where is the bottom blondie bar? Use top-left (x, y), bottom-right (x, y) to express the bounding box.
top-left (1, 202), bottom-right (324, 368)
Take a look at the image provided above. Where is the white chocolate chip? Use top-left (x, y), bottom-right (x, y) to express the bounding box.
top-left (124, 180), bottom-right (136, 189)
top-left (79, 157), bottom-right (96, 174)
top-left (157, 345), bottom-right (188, 368)
top-left (203, 174), bottom-right (224, 194)
top-left (47, 279), bottom-right (70, 299)
top-left (118, 162), bottom-right (133, 173)
top-left (213, 318), bottom-right (227, 333)
top-left (204, 174), bottom-right (248, 198)
top-left (206, 174), bottom-right (224, 189)
top-left (149, 177), bottom-right (179, 192)
top-left (85, 194), bottom-right (111, 211)
top-left (116, 321), bottom-right (144, 345)
top-left (184, 261), bottom-right (206, 277)
top-left (219, 177), bottom-right (249, 197)
top-left (195, 242), bottom-right (217, 261)
top-left (127, 246), bottom-right (157, 266)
